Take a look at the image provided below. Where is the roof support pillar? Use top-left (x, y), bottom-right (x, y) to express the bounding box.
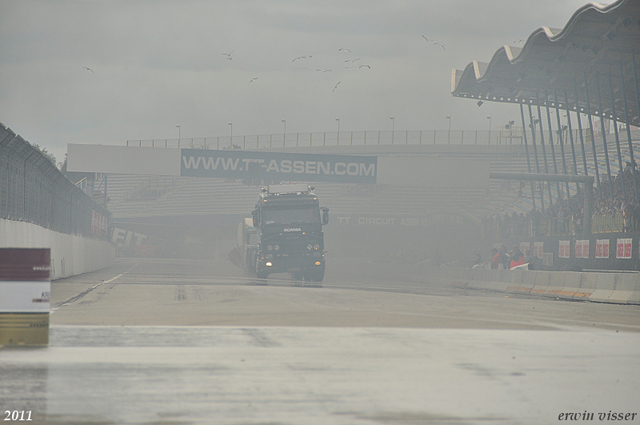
top-left (620, 58), bottom-right (639, 202)
top-left (527, 104), bottom-right (545, 211)
top-left (543, 91), bottom-right (563, 202)
top-left (573, 80), bottom-right (590, 178)
top-left (608, 72), bottom-right (626, 200)
top-left (535, 95), bottom-right (554, 207)
top-left (632, 50), bottom-right (640, 127)
top-left (553, 90), bottom-right (572, 208)
top-left (583, 72), bottom-right (603, 200)
top-left (594, 73), bottom-right (614, 198)
top-left (519, 103), bottom-right (537, 211)
top-left (562, 90), bottom-right (579, 176)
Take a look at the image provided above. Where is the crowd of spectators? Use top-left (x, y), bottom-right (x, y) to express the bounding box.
top-left (483, 162), bottom-right (640, 239)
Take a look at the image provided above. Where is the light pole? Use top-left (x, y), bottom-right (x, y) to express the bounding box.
top-left (390, 116), bottom-right (395, 143)
top-left (446, 115), bottom-right (451, 144)
top-left (228, 122), bottom-right (232, 148)
top-left (176, 124), bottom-right (180, 140)
top-left (487, 116), bottom-right (492, 144)
top-left (336, 117), bottom-right (340, 144)
top-left (282, 119), bottom-right (286, 145)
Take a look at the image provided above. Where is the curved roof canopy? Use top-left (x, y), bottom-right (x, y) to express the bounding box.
top-left (451, 0), bottom-right (640, 127)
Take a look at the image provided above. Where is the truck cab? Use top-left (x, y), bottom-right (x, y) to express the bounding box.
top-left (251, 183), bottom-right (329, 282)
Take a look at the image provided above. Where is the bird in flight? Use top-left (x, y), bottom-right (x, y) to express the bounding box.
top-left (249, 77), bottom-right (258, 85)
top-left (83, 66), bottom-right (94, 73)
top-left (338, 48), bottom-right (351, 52)
top-left (222, 51), bottom-right (234, 60)
top-left (422, 35), bottom-right (430, 42)
top-left (316, 69), bottom-right (332, 72)
top-left (433, 42), bottom-right (445, 50)
top-left (345, 58), bottom-right (360, 63)
top-left (292, 54), bottom-right (313, 62)
top-left (333, 82), bottom-right (341, 92)
top-left (359, 64), bottom-right (371, 69)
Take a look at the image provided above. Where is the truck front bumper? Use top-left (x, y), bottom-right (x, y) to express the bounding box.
top-left (258, 255), bottom-right (324, 275)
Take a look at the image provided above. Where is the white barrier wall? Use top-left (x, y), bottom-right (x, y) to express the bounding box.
top-left (0, 219), bottom-right (115, 280)
top-left (330, 258), bottom-right (640, 305)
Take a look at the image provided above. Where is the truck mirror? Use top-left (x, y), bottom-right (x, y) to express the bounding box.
top-left (322, 212), bottom-right (329, 225)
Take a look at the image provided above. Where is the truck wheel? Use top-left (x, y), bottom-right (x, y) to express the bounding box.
top-left (305, 270), bottom-right (324, 283)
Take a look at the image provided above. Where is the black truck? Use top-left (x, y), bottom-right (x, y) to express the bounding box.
top-left (249, 183), bottom-right (329, 282)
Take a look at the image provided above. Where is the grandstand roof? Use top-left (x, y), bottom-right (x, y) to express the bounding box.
top-left (451, 0), bottom-right (640, 127)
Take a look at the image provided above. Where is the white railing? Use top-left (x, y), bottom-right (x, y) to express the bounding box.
top-left (126, 128), bottom-right (589, 150)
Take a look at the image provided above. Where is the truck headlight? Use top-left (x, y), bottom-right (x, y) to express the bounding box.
top-left (307, 244), bottom-right (313, 250)
top-left (314, 244), bottom-right (320, 250)
top-left (273, 244), bottom-right (280, 251)
top-left (265, 261), bottom-right (273, 267)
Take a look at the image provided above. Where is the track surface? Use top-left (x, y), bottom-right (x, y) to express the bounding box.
top-left (50, 257), bottom-right (640, 331)
top-left (1, 257), bottom-right (639, 425)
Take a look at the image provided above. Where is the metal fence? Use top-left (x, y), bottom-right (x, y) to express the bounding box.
top-left (0, 123), bottom-right (110, 239)
top-left (126, 128), bottom-right (589, 150)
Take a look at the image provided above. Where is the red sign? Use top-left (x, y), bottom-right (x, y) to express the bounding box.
top-left (558, 240), bottom-right (571, 259)
top-left (534, 242), bottom-right (544, 259)
top-left (595, 239), bottom-right (609, 259)
top-left (575, 240), bottom-right (590, 259)
top-left (616, 238), bottom-right (632, 259)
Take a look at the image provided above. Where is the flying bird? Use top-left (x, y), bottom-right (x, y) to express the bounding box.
top-left (345, 58), bottom-right (360, 63)
top-left (338, 48), bottom-right (351, 52)
top-left (222, 51), bottom-right (234, 60)
top-left (292, 54), bottom-right (313, 62)
top-left (83, 66), bottom-right (94, 73)
top-left (422, 35), bottom-right (430, 42)
top-left (316, 69), bottom-right (332, 72)
top-left (359, 64), bottom-right (371, 69)
top-left (433, 42), bottom-right (445, 50)
top-left (333, 82), bottom-right (341, 93)
top-left (514, 39), bottom-right (525, 44)
top-left (249, 77), bottom-right (258, 85)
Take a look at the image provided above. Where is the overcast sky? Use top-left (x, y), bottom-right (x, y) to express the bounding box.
top-left (1, 0), bottom-right (592, 163)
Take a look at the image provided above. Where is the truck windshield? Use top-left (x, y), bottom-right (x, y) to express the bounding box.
top-left (263, 206), bottom-right (320, 225)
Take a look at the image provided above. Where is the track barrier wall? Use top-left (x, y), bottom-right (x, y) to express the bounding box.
top-left (1, 123), bottom-right (115, 280)
top-left (0, 219), bottom-right (115, 280)
top-left (333, 258), bottom-right (639, 305)
top-left (447, 267), bottom-right (640, 305)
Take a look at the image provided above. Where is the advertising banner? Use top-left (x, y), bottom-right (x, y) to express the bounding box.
top-left (575, 240), bottom-right (590, 259)
top-left (616, 238), bottom-right (632, 259)
top-left (534, 242), bottom-right (544, 259)
top-left (558, 240), bottom-right (571, 259)
top-left (0, 248), bottom-right (51, 312)
top-left (180, 149), bottom-right (377, 184)
top-left (595, 239), bottom-right (610, 259)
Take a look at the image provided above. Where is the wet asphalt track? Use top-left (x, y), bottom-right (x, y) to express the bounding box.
top-left (1, 257), bottom-right (639, 425)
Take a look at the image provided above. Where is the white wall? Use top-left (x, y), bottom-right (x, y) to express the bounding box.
top-left (0, 219), bottom-right (115, 280)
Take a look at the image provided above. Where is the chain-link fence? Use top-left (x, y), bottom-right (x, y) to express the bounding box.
top-left (0, 123), bottom-right (110, 239)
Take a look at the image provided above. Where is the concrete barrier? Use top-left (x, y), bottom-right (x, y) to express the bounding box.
top-left (435, 266), bottom-right (640, 305)
top-left (589, 273), bottom-right (618, 303)
top-left (0, 219), bottom-right (115, 280)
